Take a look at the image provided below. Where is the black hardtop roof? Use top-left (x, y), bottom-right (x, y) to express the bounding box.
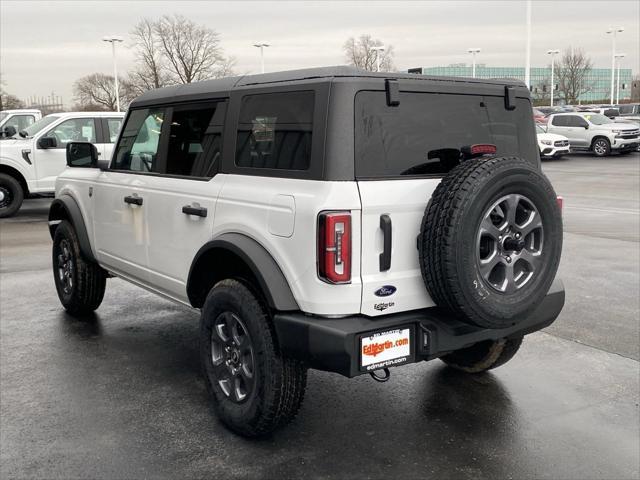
top-left (130, 65), bottom-right (526, 107)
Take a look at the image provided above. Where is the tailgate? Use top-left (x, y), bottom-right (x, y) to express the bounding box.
top-left (358, 178), bottom-right (441, 316)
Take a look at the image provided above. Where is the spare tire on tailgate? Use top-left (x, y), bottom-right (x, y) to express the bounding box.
top-left (419, 156), bottom-right (562, 329)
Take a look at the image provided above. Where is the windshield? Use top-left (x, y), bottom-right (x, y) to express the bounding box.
top-left (536, 125), bottom-right (545, 134)
top-left (583, 114), bottom-right (612, 125)
top-left (20, 115), bottom-right (60, 137)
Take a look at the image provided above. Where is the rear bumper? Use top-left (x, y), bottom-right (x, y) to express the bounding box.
top-left (273, 279), bottom-right (565, 377)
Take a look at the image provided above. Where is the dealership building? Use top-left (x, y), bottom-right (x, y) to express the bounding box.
top-left (409, 64), bottom-right (633, 103)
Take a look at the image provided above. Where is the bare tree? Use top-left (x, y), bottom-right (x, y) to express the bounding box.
top-left (153, 14), bottom-right (233, 84)
top-left (556, 48), bottom-right (593, 104)
top-left (343, 34), bottom-right (395, 72)
top-left (0, 81), bottom-right (25, 110)
top-left (128, 18), bottom-right (169, 95)
top-left (73, 73), bottom-right (136, 111)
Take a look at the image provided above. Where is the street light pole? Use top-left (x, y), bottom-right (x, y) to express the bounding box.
top-left (467, 48), bottom-right (481, 78)
top-left (606, 27), bottom-right (624, 104)
top-left (614, 53), bottom-right (626, 104)
top-left (253, 43), bottom-right (270, 74)
top-left (370, 46), bottom-right (385, 72)
top-left (102, 36), bottom-right (124, 112)
top-left (525, 0), bottom-right (532, 89)
top-left (547, 49), bottom-right (560, 106)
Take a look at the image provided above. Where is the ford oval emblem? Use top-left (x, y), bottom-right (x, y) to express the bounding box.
top-left (374, 285), bottom-right (397, 297)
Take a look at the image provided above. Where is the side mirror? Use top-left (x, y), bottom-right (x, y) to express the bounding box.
top-left (2, 125), bottom-right (17, 138)
top-left (37, 136), bottom-right (57, 149)
top-left (583, 124), bottom-right (589, 129)
top-left (66, 141), bottom-right (99, 168)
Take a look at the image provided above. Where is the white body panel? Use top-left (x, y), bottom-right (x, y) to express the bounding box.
top-left (144, 175), bottom-right (222, 301)
top-left (214, 175), bottom-right (363, 316)
top-left (358, 179), bottom-right (437, 316)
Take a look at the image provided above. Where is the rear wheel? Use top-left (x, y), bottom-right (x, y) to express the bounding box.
top-left (0, 173), bottom-right (24, 218)
top-left (591, 138), bottom-right (611, 157)
top-left (52, 220), bottom-right (107, 315)
top-left (200, 279), bottom-right (307, 437)
top-left (440, 336), bottom-right (523, 373)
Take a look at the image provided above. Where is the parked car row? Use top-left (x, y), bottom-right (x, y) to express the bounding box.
top-left (534, 105), bottom-right (640, 158)
top-left (0, 111), bottom-right (124, 217)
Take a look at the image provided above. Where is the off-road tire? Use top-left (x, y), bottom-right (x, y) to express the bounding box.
top-left (419, 156), bottom-right (562, 329)
top-left (440, 336), bottom-right (524, 373)
top-left (591, 137), bottom-right (611, 157)
top-left (0, 173), bottom-right (24, 218)
top-left (52, 220), bottom-right (106, 315)
top-left (200, 279), bottom-right (307, 437)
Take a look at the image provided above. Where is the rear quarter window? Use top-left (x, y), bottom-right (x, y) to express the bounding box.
top-left (235, 91), bottom-right (314, 171)
top-left (354, 91), bottom-right (537, 178)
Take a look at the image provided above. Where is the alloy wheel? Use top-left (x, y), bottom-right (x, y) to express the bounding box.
top-left (56, 239), bottom-right (74, 295)
top-left (210, 312), bottom-right (255, 403)
top-left (476, 194), bottom-right (544, 293)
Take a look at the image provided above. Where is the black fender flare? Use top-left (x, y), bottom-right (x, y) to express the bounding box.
top-left (187, 233), bottom-right (299, 311)
top-left (48, 195), bottom-right (96, 262)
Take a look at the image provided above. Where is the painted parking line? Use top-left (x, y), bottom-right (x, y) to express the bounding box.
top-left (564, 205), bottom-right (640, 215)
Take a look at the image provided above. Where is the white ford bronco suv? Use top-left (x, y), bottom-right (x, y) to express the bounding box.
top-left (0, 111), bottom-right (124, 217)
top-left (49, 67), bottom-right (565, 437)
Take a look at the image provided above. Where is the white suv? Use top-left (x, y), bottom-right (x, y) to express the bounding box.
top-left (0, 111), bottom-right (124, 217)
top-left (49, 67), bottom-right (565, 437)
top-left (546, 112), bottom-right (639, 156)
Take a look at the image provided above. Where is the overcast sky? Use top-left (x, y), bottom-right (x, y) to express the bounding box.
top-left (1, 0), bottom-right (638, 106)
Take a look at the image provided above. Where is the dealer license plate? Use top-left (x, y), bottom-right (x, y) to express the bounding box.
top-left (360, 327), bottom-right (412, 371)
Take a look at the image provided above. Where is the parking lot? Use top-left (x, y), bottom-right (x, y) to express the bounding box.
top-left (1, 153), bottom-right (639, 479)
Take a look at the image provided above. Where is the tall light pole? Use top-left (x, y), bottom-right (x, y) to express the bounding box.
top-left (253, 43), bottom-right (270, 74)
top-left (102, 36), bottom-right (124, 112)
top-left (525, 0), bottom-right (532, 89)
top-left (606, 27), bottom-right (624, 104)
top-left (547, 49), bottom-right (560, 106)
top-left (467, 48), bottom-right (481, 78)
top-left (614, 53), bottom-right (626, 104)
top-left (370, 46), bottom-right (385, 72)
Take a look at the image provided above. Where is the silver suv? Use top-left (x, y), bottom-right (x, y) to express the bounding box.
top-left (546, 112), bottom-right (639, 156)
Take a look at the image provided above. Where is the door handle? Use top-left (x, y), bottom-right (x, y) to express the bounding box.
top-left (379, 214), bottom-right (392, 271)
top-left (124, 195), bottom-right (143, 206)
top-left (182, 204), bottom-right (207, 218)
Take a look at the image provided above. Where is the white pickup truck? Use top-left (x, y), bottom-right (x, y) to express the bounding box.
top-left (0, 111), bottom-right (124, 217)
top-left (0, 109), bottom-right (42, 137)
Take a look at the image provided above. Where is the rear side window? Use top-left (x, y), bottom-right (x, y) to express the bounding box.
top-left (354, 91), bottom-right (537, 178)
top-left (235, 91), bottom-right (314, 170)
top-left (6, 115), bottom-right (35, 131)
top-left (112, 108), bottom-right (165, 172)
top-left (106, 118), bottom-right (123, 143)
top-left (551, 115), bottom-right (569, 126)
top-left (165, 103), bottom-right (225, 178)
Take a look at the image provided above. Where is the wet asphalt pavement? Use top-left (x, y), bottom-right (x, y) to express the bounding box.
top-left (1, 154), bottom-right (639, 479)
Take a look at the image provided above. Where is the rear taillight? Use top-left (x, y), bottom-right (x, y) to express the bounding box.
top-left (318, 211), bottom-right (351, 284)
top-left (556, 195), bottom-right (564, 212)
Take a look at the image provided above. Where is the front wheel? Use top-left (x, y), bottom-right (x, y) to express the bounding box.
top-left (440, 336), bottom-right (523, 373)
top-left (200, 279), bottom-right (307, 437)
top-left (52, 220), bottom-right (107, 315)
top-left (592, 138), bottom-right (611, 157)
top-left (0, 173), bottom-right (24, 218)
